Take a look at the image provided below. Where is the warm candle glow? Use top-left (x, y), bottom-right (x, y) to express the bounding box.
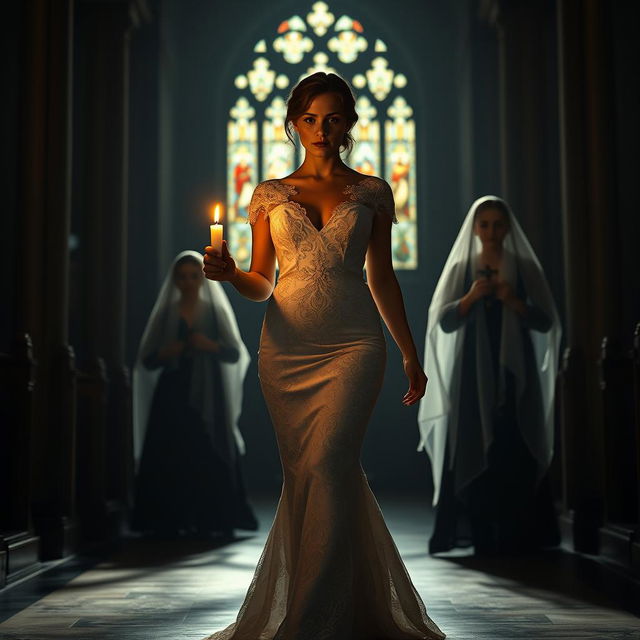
top-left (210, 203), bottom-right (223, 254)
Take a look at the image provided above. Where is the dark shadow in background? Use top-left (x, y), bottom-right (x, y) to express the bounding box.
top-left (443, 549), bottom-right (640, 618)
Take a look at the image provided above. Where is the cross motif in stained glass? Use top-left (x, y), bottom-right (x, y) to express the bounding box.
top-left (366, 57), bottom-right (395, 101)
top-left (356, 95), bottom-right (376, 124)
top-left (307, 1), bottom-right (335, 36)
top-left (274, 31), bottom-right (314, 64)
top-left (229, 96), bottom-right (255, 122)
top-left (388, 95), bottom-right (413, 120)
top-left (265, 95), bottom-right (288, 122)
top-left (328, 30), bottom-right (368, 64)
top-left (247, 57), bottom-right (276, 102)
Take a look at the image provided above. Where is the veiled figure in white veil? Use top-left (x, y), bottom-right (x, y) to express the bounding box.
top-left (132, 251), bottom-right (257, 536)
top-left (418, 197), bottom-right (561, 554)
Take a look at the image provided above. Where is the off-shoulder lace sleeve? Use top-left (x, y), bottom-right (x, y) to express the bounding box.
top-left (370, 178), bottom-right (398, 224)
top-left (247, 180), bottom-right (289, 225)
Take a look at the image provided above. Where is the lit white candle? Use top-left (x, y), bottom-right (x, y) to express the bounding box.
top-left (210, 203), bottom-right (223, 254)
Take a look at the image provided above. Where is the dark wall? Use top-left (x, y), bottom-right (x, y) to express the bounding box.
top-left (611, 1), bottom-right (640, 333)
top-left (125, 0), bottom-right (471, 495)
top-left (126, 2), bottom-right (162, 367)
top-left (0, 5), bottom-right (23, 352)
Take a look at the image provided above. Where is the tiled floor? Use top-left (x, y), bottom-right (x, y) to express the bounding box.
top-left (1, 496), bottom-right (639, 639)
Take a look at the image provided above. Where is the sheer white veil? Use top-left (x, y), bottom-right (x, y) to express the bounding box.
top-left (133, 250), bottom-right (250, 468)
top-left (417, 196), bottom-right (561, 505)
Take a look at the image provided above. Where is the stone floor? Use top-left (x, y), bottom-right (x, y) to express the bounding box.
top-left (1, 496), bottom-right (639, 639)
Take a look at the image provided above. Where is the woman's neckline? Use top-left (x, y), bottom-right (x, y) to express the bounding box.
top-left (274, 175), bottom-right (377, 233)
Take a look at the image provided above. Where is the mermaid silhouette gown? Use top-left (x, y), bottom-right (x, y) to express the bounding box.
top-left (205, 177), bottom-right (445, 640)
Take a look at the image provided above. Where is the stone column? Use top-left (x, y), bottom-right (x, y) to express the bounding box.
top-left (495, 0), bottom-right (563, 281)
top-left (557, 0), bottom-right (620, 553)
top-left (76, 0), bottom-right (145, 521)
top-left (77, 0), bottom-right (132, 367)
top-left (17, 0), bottom-right (78, 561)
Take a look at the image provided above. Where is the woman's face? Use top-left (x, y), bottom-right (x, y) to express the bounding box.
top-left (174, 262), bottom-right (203, 295)
top-left (293, 92), bottom-right (350, 158)
top-left (473, 207), bottom-right (510, 248)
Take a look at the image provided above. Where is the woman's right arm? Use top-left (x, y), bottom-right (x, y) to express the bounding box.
top-left (203, 209), bottom-right (276, 302)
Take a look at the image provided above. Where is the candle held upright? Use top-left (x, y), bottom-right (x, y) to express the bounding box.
top-left (210, 203), bottom-right (223, 255)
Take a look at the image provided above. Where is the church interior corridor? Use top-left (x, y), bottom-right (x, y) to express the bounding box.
top-left (2, 0), bottom-right (639, 638)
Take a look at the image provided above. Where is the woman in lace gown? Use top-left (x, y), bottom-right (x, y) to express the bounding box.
top-left (203, 72), bottom-right (445, 640)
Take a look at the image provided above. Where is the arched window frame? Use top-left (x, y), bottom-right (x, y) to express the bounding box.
top-left (226, 1), bottom-right (418, 270)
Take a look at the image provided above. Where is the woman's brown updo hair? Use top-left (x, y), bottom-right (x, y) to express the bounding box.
top-left (285, 72), bottom-right (358, 154)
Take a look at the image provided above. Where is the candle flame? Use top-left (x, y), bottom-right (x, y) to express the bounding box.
top-left (212, 203), bottom-right (221, 224)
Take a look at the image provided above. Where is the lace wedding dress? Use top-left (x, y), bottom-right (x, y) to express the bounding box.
top-left (205, 177), bottom-right (445, 640)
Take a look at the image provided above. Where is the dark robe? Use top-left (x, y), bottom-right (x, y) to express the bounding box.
top-left (132, 315), bottom-right (257, 536)
top-left (429, 272), bottom-right (560, 555)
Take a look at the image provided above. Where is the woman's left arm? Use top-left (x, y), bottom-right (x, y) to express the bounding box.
top-left (366, 212), bottom-right (426, 406)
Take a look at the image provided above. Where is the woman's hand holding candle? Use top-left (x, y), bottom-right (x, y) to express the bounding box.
top-left (204, 202), bottom-right (236, 281)
top-left (204, 240), bottom-right (237, 282)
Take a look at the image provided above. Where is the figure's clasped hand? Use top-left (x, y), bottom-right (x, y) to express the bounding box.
top-left (493, 279), bottom-right (526, 315)
top-left (203, 240), bottom-right (237, 282)
top-left (493, 279), bottom-right (513, 302)
top-left (188, 331), bottom-right (217, 352)
top-left (468, 277), bottom-right (494, 302)
top-left (402, 357), bottom-right (428, 406)
top-left (157, 339), bottom-right (185, 362)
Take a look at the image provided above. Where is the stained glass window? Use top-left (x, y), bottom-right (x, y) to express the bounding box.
top-left (328, 18), bottom-right (367, 64)
top-left (350, 96), bottom-right (380, 176)
top-left (307, 1), bottom-right (334, 36)
top-left (263, 96), bottom-right (296, 181)
top-left (226, 0), bottom-right (420, 269)
top-left (227, 97), bottom-right (258, 270)
top-left (274, 17), bottom-right (314, 64)
top-left (386, 96), bottom-right (417, 269)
